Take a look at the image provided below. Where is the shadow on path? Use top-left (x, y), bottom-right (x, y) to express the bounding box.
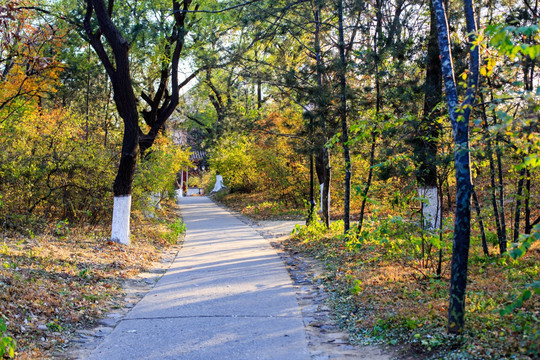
top-left (86, 197), bottom-right (310, 360)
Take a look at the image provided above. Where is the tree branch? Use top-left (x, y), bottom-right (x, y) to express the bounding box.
top-left (173, 0), bottom-right (262, 14)
top-left (143, 0), bottom-right (194, 146)
top-left (84, 1), bottom-right (116, 77)
top-left (178, 67), bottom-right (203, 90)
top-left (186, 114), bottom-right (213, 134)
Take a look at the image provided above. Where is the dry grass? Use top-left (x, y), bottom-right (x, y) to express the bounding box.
top-left (0, 202), bottom-right (181, 359)
top-left (218, 191), bottom-right (305, 220)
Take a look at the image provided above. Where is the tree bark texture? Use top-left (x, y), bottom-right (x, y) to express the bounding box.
top-left (472, 188), bottom-right (489, 256)
top-left (337, 0), bottom-right (351, 233)
top-left (432, 0), bottom-right (479, 334)
top-left (313, 6), bottom-right (331, 228)
top-left (416, 0), bottom-right (442, 189)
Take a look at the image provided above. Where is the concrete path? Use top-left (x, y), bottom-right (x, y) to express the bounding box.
top-left (88, 197), bottom-right (310, 360)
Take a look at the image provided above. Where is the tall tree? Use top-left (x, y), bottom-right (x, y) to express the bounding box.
top-left (414, 0), bottom-right (443, 230)
top-left (313, 4), bottom-right (332, 227)
top-left (83, 0), bottom-right (196, 244)
top-left (432, 0), bottom-right (480, 333)
top-left (337, 0), bottom-right (351, 232)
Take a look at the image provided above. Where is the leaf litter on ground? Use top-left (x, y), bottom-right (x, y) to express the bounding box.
top-left (0, 201), bottom-right (183, 359)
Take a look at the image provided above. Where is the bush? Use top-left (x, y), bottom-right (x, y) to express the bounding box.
top-left (0, 108), bottom-right (116, 228)
top-left (202, 171), bottom-right (215, 194)
top-left (208, 134), bottom-right (257, 192)
top-left (133, 138), bottom-right (191, 215)
top-left (162, 218), bottom-right (186, 244)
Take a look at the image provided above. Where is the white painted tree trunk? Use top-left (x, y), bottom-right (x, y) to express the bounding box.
top-left (212, 174), bottom-right (225, 192)
top-left (180, 170), bottom-right (184, 194)
top-left (418, 186), bottom-right (441, 229)
top-left (111, 195), bottom-right (131, 245)
top-left (175, 189), bottom-right (183, 204)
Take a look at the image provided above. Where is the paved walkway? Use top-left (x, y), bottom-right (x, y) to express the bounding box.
top-left (88, 197), bottom-right (310, 360)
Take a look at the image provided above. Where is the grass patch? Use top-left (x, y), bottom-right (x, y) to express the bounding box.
top-left (0, 201), bottom-right (183, 359)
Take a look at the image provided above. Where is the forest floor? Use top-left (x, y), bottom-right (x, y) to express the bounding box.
top-left (0, 202), bottom-right (183, 359)
top-left (217, 191), bottom-right (540, 360)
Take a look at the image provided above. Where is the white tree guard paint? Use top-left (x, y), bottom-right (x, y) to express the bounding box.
top-left (179, 170), bottom-right (184, 195)
top-left (111, 195), bottom-right (131, 245)
top-left (319, 183), bottom-right (330, 213)
top-left (175, 189), bottom-right (183, 204)
top-left (212, 174), bottom-right (225, 192)
top-left (418, 187), bottom-right (441, 229)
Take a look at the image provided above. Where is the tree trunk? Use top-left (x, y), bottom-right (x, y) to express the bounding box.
top-left (416, 0), bottom-right (442, 230)
top-left (359, 0), bottom-right (382, 233)
top-left (84, 0), bottom-right (193, 245)
top-left (525, 169), bottom-right (532, 234)
top-left (472, 188), bottom-right (489, 256)
top-left (337, 0), bottom-right (351, 233)
top-left (307, 151), bottom-right (316, 224)
top-left (513, 166), bottom-right (526, 242)
top-left (110, 84), bottom-right (140, 244)
top-left (358, 132), bottom-right (376, 233)
top-left (495, 140), bottom-right (507, 253)
top-left (433, 0), bottom-right (479, 334)
top-left (323, 161), bottom-right (331, 226)
top-left (480, 89), bottom-right (506, 252)
top-left (482, 108), bottom-right (504, 248)
top-left (436, 182), bottom-right (444, 278)
top-left (316, 148), bottom-right (331, 227)
top-left (313, 6), bottom-right (331, 228)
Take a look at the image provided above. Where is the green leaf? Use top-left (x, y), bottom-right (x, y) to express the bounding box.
top-left (521, 289), bottom-right (532, 301)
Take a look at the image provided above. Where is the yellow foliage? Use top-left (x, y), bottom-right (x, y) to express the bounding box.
top-left (0, 4), bottom-right (63, 111)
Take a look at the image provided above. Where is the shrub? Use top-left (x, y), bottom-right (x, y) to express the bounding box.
top-left (133, 138), bottom-right (191, 215)
top-left (208, 134), bottom-right (257, 192)
top-left (0, 108), bottom-right (115, 228)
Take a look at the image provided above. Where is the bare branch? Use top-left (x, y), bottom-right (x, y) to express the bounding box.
top-left (186, 114), bottom-right (213, 134)
top-left (178, 67), bottom-right (203, 90)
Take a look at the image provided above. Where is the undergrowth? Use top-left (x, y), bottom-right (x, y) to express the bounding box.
top-left (287, 217), bottom-right (540, 359)
top-left (219, 191), bottom-right (305, 220)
